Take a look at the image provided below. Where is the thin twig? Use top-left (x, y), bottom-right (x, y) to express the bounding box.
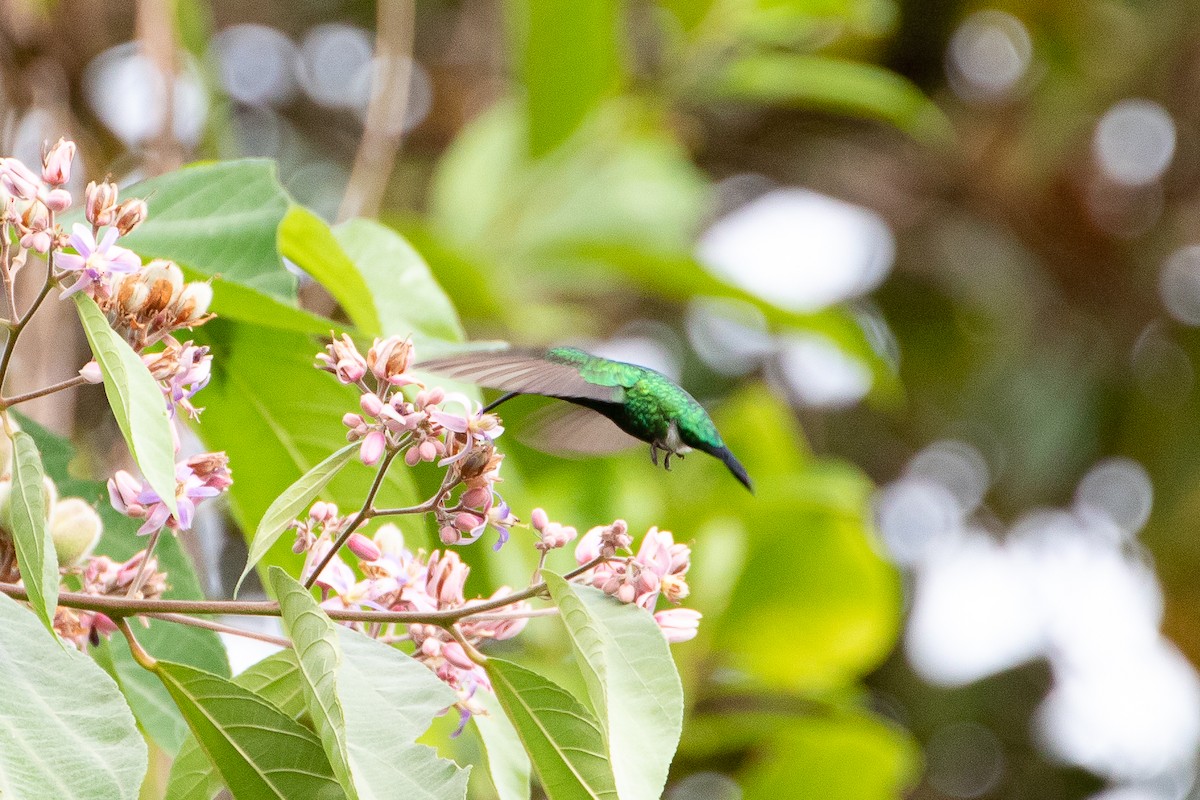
top-left (116, 617), bottom-right (157, 670)
top-left (303, 449), bottom-right (398, 590)
top-left (0, 222), bottom-right (14, 319)
top-left (126, 527), bottom-right (162, 598)
top-left (0, 374), bottom-right (88, 408)
top-left (145, 612), bottom-right (291, 648)
top-left (0, 225), bottom-right (55, 394)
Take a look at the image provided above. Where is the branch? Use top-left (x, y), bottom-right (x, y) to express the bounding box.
top-left (145, 612), bottom-right (291, 648)
top-left (0, 556), bottom-right (609, 626)
top-left (0, 374), bottom-right (88, 408)
top-left (302, 448), bottom-right (398, 589)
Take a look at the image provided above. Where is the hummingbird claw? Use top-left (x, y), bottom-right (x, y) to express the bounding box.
top-left (649, 444), bottom-right (659, 467)
top-left (663, 452), bottom-right (672, 470)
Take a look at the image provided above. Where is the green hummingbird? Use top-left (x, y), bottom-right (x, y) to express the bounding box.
top-left (420, 346), bottom-right (753, 491)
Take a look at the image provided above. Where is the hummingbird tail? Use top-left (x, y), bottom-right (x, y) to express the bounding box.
top-left (713, 447), bottom-right (753, 493)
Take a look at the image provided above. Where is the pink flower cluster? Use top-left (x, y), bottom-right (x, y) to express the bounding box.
top-left (295, 509), bottom-right (529, 730)
top-left (575, 522), bottom-right (702, 643)
top-left (318, 335), bottom-right (514, 550)
top-left (109, 453), bottom-right (232, 535)
top-left (55, 550), bottom-right (168, 649)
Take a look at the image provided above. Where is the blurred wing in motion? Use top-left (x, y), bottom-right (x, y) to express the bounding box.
top-left (517, 403), bottom-right (642, 456)
top-left (419, 351), bottom-right (624, 403)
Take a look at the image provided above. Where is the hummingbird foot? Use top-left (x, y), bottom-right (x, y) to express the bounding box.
top-left (649, 444), bottom-right (659, 467)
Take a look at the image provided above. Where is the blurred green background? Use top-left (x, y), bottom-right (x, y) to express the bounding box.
top-left (6, 0), bottom-right (1200, 798)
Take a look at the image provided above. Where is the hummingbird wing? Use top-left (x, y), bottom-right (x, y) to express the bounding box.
top-left (517, 403), bottom-right (642, 456)
top-left (418, 350), bottom-right (626, 403)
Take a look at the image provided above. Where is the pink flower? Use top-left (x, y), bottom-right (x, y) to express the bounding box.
top-left (41, 138), bottom-right (75, 186)
top-left (108, 453), bottom-right (231, 534)
top-left (57, 224), bottom-right (142, 299)
top-left (359, 429), bottom-right (386, 466)
top-left (654, 608), bottom-right (702, 644)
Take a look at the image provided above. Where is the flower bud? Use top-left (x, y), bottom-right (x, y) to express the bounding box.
top-left (442, 642), bottom-right (476, 670)
top-left (460, 486), bottom-right (490, 509)
top-left (171, 282), bottom-right (212, 325)
top-left (405, 447), bottom-right (422, 467)
top-left (41, 138), bottom-right (75, 186)
top-left (309, 501), bottom-right (338, 523)
top-left (418, 440), bottom-right (439, 462)
top-left (112, 198), bottom-right (147, 236)
top-left (439, 525), bottom-right (461, 545)
top-left (1, 158), bottom-right (40, 199)
top-left (617, 583), bottom-right (637, 604)
top-left (49, 498), bottom-right (102, 567)
top-left (531, 508), bottom-right (549, 532)
top-left (359, 430), bottom-right (386, 466)
top-left (44, 188), bottom-right (71, 212)
top-left (360, 393), bottom-right (383, 418)
top-left (346, 532), bottom-right (381, 562)
top-left (654, 608), bottom-right (701, 643)
top-left (342, 412), bottom-right (365, 430)
top-left (453, 512), bottom-right (483, 533)
top-left (84, 180), bottom-right (119, 227)
top-left (139, 260), bottom-right (185, 315)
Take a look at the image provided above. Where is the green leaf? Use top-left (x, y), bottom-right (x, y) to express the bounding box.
top-left (236, 442), bottom-right (358, 596)
top-left (270, 568), bottom-right (468, 800)
top-left (121, 159), bottom-right (297, 299)
top-left (711, 388), bottom-right (901, 691)
top-left (544, 575), bottom-right (684, 800)
top-left (193, 319), bottom-right (421, 580)
top-left (187, 267), bottom-right (343, 336)
top-left (332, 218), bottom-right (466, 347)
top-left (474, 686), bottom-right (532, 800)
top-left (335, 629), bottom-right (469, 799)
top-left (279, 206), bottom-right (381, 334)
top-left (741, 713), bottom-right (920, 800)
top-left (73, 292), bottom-right (178, 519)
top-left (16, 413), bottom-right (229, 755)
top-left (7, 430), bottom-right (56, 634)
top-left (269, 568), bottom-right (356, 796)
top-left (154, 660), bottom-right (342, 800)
top-left (166, 650), bottom-right (310, 800)
top-left (0, 591), bottom-right (146, 799)
top-left (706, 54), bottom-right (952, 145)
top-left (485, 657), bottom-right (618, 800)
top-left (509, 0), bottom-right (623, 156)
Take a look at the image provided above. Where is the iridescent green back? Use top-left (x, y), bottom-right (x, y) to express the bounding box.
top-left (547, 347), bottom-right (725, 450)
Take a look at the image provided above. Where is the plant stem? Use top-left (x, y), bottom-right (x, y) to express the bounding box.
top-left (302, 448), bottom-right (398, 590)
top-left (145, 612), bottom-right (291, 648)
top-left (116, 618), bottom-right (157, 670)
top-left (0, 374), bottom-right (88, 409)
top-left (0, 557), bottom-right (609, 626)
top-left (0, 231), bottom-right (56, 395)
top-left (126, 528), bottom-right (162, 598)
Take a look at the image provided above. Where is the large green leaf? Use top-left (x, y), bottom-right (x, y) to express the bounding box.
top-left (708, 387), bottom-right (901, 690)
top-left (165, 650), bottom-right (310, 800)
top-left (270, 569), bottom-right (468, 800)
top-left (185, 267), bottom-right (342, 336)
top-left (740, 713), bottom-right (920, 800)
top-left (544, 575), bottom-right (684, 800)
top-left (509, 0), bottom-right (623, 156)
top-left (16, 414), bottom-right (230, 754)
top-left (194, 319), bottom-right (422, 578)
top-left (474, 688), bottom-right (532, 800)
top-left (121, 159), bottom-right (296, 299)
top-left (237, 442), bottom-right (358, 596)
top-left (7, 430), bottom-right (56, 634)
top-left (154, 660), bottom-right (342, 800)
top-left (335, 628), bottom-right (469, 799)
top-left (279, 206), bottom-right (381, 334)
top-left (431, 101), bottom-right (709, 259)
top-left (332, 218), bottom-right (466, 347)
top-left (706, 54), bottom-right (952, 144)
top-left (0, 591), bottom-right (146, 799)
top-left (73, 293), bottom-right (179, 519)
top-left (485, 657), bottom-right (618, 800)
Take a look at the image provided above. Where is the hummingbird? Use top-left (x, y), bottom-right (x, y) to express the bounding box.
top-left (419, 346), bottom-right (752, 491)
